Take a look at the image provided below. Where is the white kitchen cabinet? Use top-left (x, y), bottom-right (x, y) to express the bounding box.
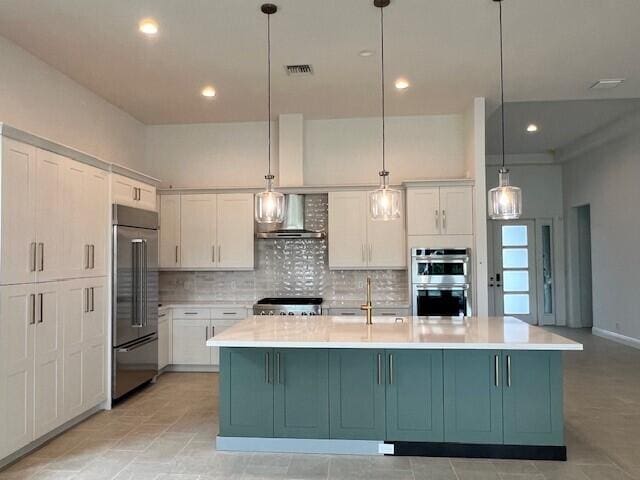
top-left (158, 309), bottom-right (173, 370)
top-left (329, 191), bottom-right (405, 269)
top-left (60, 277), bottom-right (107, 422)
top-left (328, 191), bottom-right (368, 269)
top-left (180, 194), bottom-right (217, 269)
top-left (0, 283), bottom-right (36, 455)
top-left (167, 192), bottom-right (254, 270)
top-left (62, 161), bottom-right (109, 279)
top-left (216, 194), bottom-right (254, 269)
top-left (172, 318), bottom-right (211, 365)
top-left (112, 173), bottom-right (156, 211)
top-left (407, 186), bottom-right (473, 236)
top-left (159, 195), bottom-right (181, 268)
top-left (0, 139), bottom-right (37, 285)
top-left (33, 282), bottom-right (63, 437)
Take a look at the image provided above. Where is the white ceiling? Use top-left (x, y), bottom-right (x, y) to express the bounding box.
top-left (1, 0), bottom-right (640, 124)
top-left (486, 99), bottom-right (640, 155)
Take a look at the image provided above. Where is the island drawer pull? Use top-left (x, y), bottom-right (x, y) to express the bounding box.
top-left (276, 352), bottom-right (281, 384)
top-left (506, 354), bottom-right (512, 387)
top-left (377, 353), bottom-right (382, 385)
top-left (265, 352), bottom-right (270, 384)
top-left (388, 354), bottom-right (394, 385)
top-left (494, 354), bottom-right (500, 387)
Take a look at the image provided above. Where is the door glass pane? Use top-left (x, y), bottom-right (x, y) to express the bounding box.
top-left (503, 270), bottom-right (529, 292)
top-left (502, 225), bottom-right (528, 246)
top-left (504, 294), bottom-right (530, 315)
top-left (542, 225), bottom-right (553, 314)
top-left (502, 248), bottom-right (528, 268)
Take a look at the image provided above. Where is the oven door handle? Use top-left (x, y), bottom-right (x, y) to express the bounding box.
top-left (413, 284), bottom-right (470, 291)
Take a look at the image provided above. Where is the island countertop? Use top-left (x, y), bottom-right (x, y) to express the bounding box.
top-left (205, 315), bottom-right (583, 351)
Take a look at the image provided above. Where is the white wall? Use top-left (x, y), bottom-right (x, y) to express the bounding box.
top-left (561, 109), bottom-right (640, 341)
top-left (0, 35), bottom-right (145, 171)
top-left (145, 121), bottom-right (276, 189)
top-left (304, 114), bottom-right (467, 185)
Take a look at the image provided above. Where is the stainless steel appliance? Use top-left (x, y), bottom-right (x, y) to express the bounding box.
top-left (255, 194), bottom-right (324, 239)
top-left (411, 248), bottom-right (471, 317)
top-left (253, 297), bottom-right (323, 315)
top-left (112, 205), bottom-right (159, 400)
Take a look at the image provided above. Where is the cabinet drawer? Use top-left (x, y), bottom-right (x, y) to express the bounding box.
top-left (211, 308), bottom-right (246, 320)
top-left (173, 308), bottom-right (210, 319)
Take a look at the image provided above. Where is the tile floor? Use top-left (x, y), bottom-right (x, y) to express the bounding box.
top-left (1, 327), bottom-right (639, 479)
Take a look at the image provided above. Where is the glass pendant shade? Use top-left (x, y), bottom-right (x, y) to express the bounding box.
top-left (488, 168), bottom-right (522, 220)
top-left (255, 176), bottom-right (285, 223)
top-left (370, 172), bottom-right (401, 220)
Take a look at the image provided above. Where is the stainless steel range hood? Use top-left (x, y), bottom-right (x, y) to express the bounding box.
top-left (256, 194), bottom-right (324, 239)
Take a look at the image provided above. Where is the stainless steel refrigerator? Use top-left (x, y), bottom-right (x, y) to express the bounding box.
top-left (112, 204), bottom-right (159, 400)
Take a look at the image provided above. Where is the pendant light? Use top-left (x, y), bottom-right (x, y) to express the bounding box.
top-left (369, 0), bottom-right (401, 221)
top-left (255, 3), bottom-right (285, 224)
top-left (488, 0), bottom-right (522, 220)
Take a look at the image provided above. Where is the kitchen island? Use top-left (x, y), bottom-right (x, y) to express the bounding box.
top-left (206, 315), bottom-right (582, 460)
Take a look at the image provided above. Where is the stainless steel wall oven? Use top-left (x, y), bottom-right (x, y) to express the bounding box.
top-left (412, 248), bottom-right (471, 317)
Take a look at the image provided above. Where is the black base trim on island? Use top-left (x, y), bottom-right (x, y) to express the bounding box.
top-left (388, 442), bottom-right (567, 461)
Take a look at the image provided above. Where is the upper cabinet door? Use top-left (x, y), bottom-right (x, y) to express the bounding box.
top-left (407, 188), bottom-right (440, 235)
top-left (159, 195), bottom-right (181, 268)
top-left (34, 150), bottom-right (65, 282)
top-left (216, 193), bottom-right (254, 270)
top-left (367, 193), bottom-right (406, 268)
top-left (1, 139), bottom-right (37, 285)
top-left (62, 160), bottom-right (88, 279)
top-left (111, 174), bottom-right (136, 207)
top-left (83, 167), bottom-right (109, 277)
top-left (328, 191), bottom-right (368, 269)
top-left (136, 182), bottom-right (157, 211)
top-left (440, 186), bottom-right (473, 235)
top-left (180, 194), bottom-right (217, 268)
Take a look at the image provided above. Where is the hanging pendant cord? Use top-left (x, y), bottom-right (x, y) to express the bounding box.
top-left (267, 12), bottom-right (272, 177)
top-left (380, 6), bottom-right (386, 173)
top-left (498, 0), bottom-right (506, 169)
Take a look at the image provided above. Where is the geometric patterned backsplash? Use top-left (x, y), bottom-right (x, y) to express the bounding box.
top-left (159, 193), bottom-right (409, 304)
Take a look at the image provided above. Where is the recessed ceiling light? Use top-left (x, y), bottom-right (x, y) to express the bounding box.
top-left (358, 50), bottom-right (374, 57)
top-left (395, 78), bottom-right (410, 90)
top-left (138, 18), bottom-right (159, 35)
top-left (201, 86), bottom-right (216, 98)
top-left (526, 124), bottom-right (539, 133)
top-left (590, 78), bottom-right (625, 90)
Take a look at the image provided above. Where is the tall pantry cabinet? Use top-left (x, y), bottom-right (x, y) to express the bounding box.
top-left (0, 137), bottom-right (109, 461)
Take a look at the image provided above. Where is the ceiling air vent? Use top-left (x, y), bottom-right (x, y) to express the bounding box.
top-left (285, 64), bottom-right (314, 76)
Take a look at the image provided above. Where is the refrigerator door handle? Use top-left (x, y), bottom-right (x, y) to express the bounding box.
top-left (142, 239), bottom-right (148, 327)
top-left (131, 239), bottom-right (144, 327)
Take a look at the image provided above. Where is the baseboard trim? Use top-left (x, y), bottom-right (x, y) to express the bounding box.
top-left (592, 327), bottom-right (640, 350)
top-left (0, 404), bottom-right (104, 469)
top-left (216, 436), bottom-right (384, 455)
top-left (390, 441), bottom-right (566, 461)
top-left (165, 364), bottom-right (218, 373)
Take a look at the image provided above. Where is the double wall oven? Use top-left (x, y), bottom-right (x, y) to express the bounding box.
top-left (412, 248), bottom-right (471, 317)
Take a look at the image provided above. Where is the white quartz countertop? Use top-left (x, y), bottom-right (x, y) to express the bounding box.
top-left (205, 315), bottom-right (583, 351)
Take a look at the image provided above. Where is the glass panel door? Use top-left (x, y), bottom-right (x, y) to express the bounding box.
top-left (492, 221), bottom-right (538, 324)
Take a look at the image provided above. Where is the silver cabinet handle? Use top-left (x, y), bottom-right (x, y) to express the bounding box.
top-left (37, 243), bottom-right (44, 272)
top-left (506, 354), bottom-right (512, 387)
top-left (90, 244), bottom-right (95, 269)
top-left (37, 293), bottom-right (43, 324)
top-left (494, 354), bottom-right (500, 387)
top-left (205, 326), bottom-right (208, 341)
top-left (212, 245), bottom-right (216, 263)
top-left (30, 242), bottom-right (37, 272)
top-left (368, 244), bottom-right (372, 263)
top-left (218, 245), bottom-right (221, 263)
top-left (91, 287), bottom-right (95, 312)
top-left (212, 326), bottom-right (215, 336)
top-left (276, 352), bottom-right (281, 384)
top-left (435, 210), bottom-right (439, 230)
top-left (377, 353), bottom-right (382, 385)
top-left (442, 210), bottom-right (447, 231)
top-left (85, 288), bottom-right (90, 313)
top-left (175, 245), bottom-right (179, 264)
top-left (29, 294), bottom-right (36, 325)
top-left (361, 244), bottom-right (365, 263)
top-left (388, 353), bottom-right (394, 385)
top-left (84, 245), bottom-right (90, 269)
top-left (265, 352), bottom-right (270, 384)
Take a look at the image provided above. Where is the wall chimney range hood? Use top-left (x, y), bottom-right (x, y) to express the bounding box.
top-left (256, 194), bottom-right (324, 239)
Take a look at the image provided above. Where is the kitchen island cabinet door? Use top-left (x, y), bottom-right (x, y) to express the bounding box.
top-left (329, 349), bottom-right (385, 440)
top-left (444, 350), bottom-right (503, 444)
top-left (274, 349), bottom-right (329, 439)
top-left (386, 350), bottom-right (444, 442)
top-left (219, 348), bottom-right (274, 438)
top-left (502, 351), bottom-right (564, 446)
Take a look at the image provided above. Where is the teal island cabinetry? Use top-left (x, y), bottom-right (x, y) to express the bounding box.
top-left (210, 316), bottom-right (581, 459)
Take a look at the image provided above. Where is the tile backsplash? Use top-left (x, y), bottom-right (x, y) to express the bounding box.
top-left (159, 194), bottom-right (409, 304)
